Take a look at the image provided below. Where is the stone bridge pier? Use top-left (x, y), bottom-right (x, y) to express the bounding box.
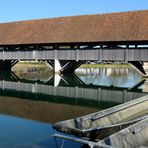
top-left (47, 59), bottom-right (85, 74)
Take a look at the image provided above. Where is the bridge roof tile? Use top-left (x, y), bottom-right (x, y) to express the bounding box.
top-left (0, 10), bottom-right (148, 45)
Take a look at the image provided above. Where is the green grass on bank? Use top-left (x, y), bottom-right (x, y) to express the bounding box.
top-left (15, 61), bottom-right (46, 66)
top-left (13, 61), bottom-right (130, 69)
top-left (12, 61), bottom-right (48, 70)
top-left (80, 63), bottom-right (130, 68)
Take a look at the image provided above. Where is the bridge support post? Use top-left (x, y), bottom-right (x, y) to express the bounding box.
top-left (143, 62), bottom-right (148, 75)
top-left (0, 60), bottom-right (11, 71)
top-left (0, 60), bottom-right (18, 71)
top-left (46, 60), bottom-right (84, 74)
top-left (59, 60), bottom-right (85, 74)
top-left (54, 59), bottom-right (62, 74)
top-left (143, 62), bottom-right (148, 77)
top-left (129, 61), bottom-right (146, 76)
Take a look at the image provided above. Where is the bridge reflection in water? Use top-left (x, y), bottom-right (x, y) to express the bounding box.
top-left (0, 68), bottom-right (147, 123)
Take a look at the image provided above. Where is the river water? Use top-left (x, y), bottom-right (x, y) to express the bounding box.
top-left (0, 65), bottom-right (147, 147)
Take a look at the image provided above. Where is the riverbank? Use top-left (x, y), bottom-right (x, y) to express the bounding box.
top-left (13, 61), bottom-right (47, 68)
top-left (13, 61), bottom-right (130, 70)
top-left (80, 63), bottom-right (130, 68)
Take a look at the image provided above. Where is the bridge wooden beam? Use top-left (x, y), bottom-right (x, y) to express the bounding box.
top-left (129, 61), bottom-right (146, 75)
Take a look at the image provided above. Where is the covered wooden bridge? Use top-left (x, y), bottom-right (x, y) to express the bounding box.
top-left (0, 10), bottom-right (148, 74)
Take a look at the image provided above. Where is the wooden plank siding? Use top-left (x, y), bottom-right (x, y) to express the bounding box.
top-left (0, 48), bottom-right (148, 61)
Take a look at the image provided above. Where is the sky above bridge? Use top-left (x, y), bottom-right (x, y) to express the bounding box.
top-left (0, 0), bottom-right (148, 23)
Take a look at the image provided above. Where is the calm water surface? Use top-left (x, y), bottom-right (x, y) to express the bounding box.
top-left (0, 65), bottom-right (147, 147)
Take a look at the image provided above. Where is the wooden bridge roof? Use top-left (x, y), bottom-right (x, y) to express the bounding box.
top-left (0, 10), bottom-right (148, 45)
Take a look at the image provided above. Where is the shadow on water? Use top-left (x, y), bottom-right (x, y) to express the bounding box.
top-left (0, 66), bottom-right (147, 147)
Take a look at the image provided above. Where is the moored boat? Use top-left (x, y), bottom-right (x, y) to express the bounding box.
top-left (53, 95), bottom-right (148, 141)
